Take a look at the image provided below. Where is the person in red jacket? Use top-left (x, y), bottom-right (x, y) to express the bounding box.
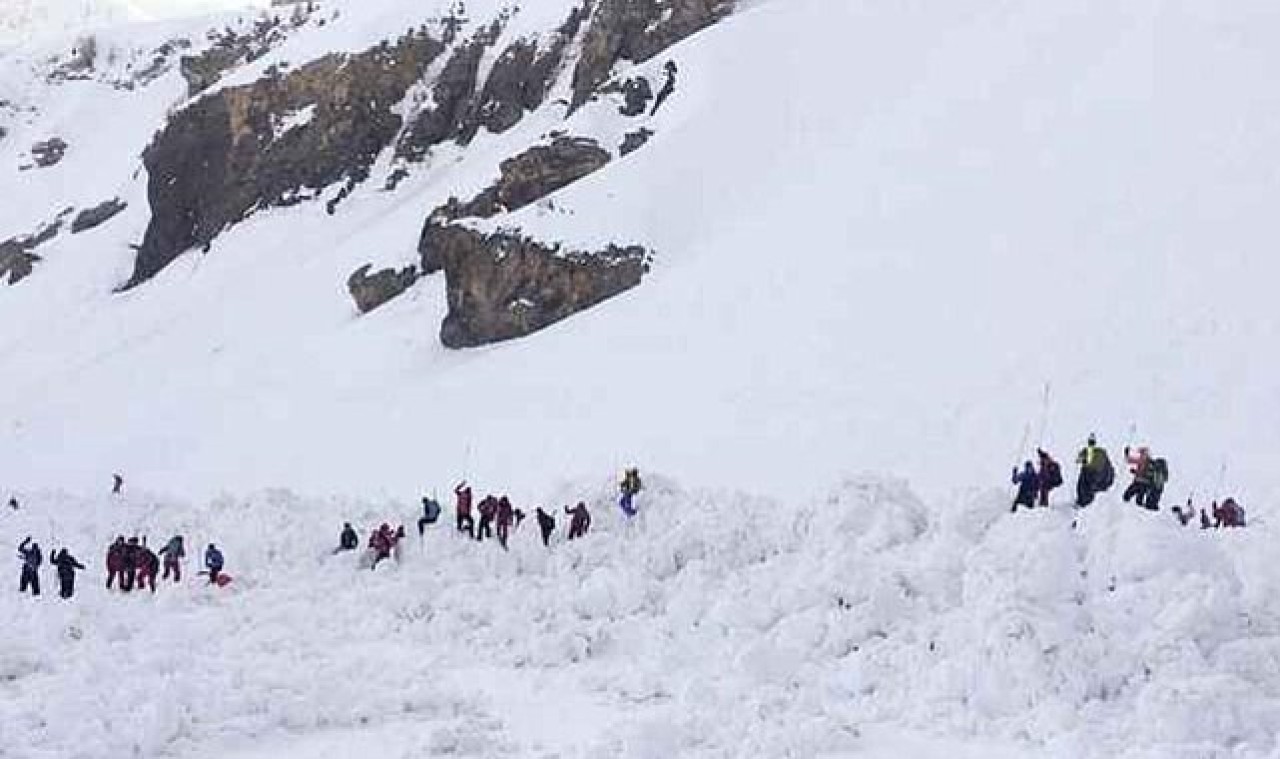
top-left (105, 536), bottom-right (126, 590)
top-left (454, 482), bottom-right (475, 538)
top-left (136, 541), bottom-right (160, 593)
top-left (369, 524), bottom-right (394, 569)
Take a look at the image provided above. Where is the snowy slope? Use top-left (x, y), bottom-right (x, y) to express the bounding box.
top-left (1, 0), bottom-right (1280, 755)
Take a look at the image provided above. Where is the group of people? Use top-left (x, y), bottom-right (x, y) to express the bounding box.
top-left (14, 533), bottom-right (226, 600)
top-left (1011, 434), bottom-right (1246, 529)
top-left (335, 470), bottom-right (643, 567)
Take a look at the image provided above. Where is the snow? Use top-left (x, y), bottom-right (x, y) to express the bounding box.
top-left (2, 0), bottom-right (1280, 755)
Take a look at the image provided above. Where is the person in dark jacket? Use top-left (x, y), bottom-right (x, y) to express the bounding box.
top-left (536, 507), bottom-right (555, 547)
top-left (651, 60), bottom-right (678, 115)
top-left (158, 535), bottom-right (185, 582)
top-left (205, 544), bottom-right (224, 585)
top-left (418, 496), bottom-right (442, 536)
top-left (496, 497), bottom-right (515, 549)
top-left (1011, 461), bottom-right (1039, 512)
top-left (1035, 449), bottom-right (1063, 506)
top-left (112, 473), bottom-right (124, 495)
top-left (51, 548), bottom-right (85, 599)
top-left (18, 537), bottom-right (42, 596)
top-left (454, 482), bottom-right (475, 538)
top-left (1075, 434), bottom-right (1114, 507)
top-left (476, 496), bottom-right (497, 542)
top-left (7, 496), bottom-right (17, 510)
top-left (106, 536), bottom-right (125, 589)
top-left (337, 523), bottom-right (359, 552)
top-left (619, 468), bottom-right (643, 517)
top-left (120, 536), bottom-right (141, 592)
top-left (136, 541), bottom-right (160, 593)
top-left (565, 502), bottom-right (591, 540)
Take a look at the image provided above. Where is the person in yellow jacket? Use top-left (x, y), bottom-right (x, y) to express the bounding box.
top-left (1075, 434), bottom-right (1115, 507)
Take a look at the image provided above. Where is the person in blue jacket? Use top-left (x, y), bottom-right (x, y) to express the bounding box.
top-left (1011, 461), bottom-right (1039, 513)
top-left (205, 544), bottom-right (225, 585)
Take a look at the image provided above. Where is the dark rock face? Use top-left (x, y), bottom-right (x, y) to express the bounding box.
top-left (128, 29), bottom-right (444, 289)
top-left (347, 263), bottom-right (419, 313)
top-left (0, 211), bottom-right (72, 285)
top-left (180, 15), bottom-right (300, 97)
top-left (433, 136), bottom-right (611, 224)
top-left (71, 198), bottom-right (128, 234)
top-left (571, 0), bottom-right (734, 111)
top-left (619, 128), bottom-right (654, 156)
top-left (614, 76), bottom-right (653, 117)
top-left (31, 138), bottom-right (68, 167)
top-left (429, 223), bottom-right (649, 348)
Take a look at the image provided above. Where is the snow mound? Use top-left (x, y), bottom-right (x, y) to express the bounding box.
top-left (1, 479), bottom-right (1275, 757)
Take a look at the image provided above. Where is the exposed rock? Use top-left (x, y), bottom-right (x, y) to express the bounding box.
top-left (347, 263), bottom-right (419, 313)
top-left (31, 138), bottom-right (68, 168)
top-left (430, 223), bottom-right (650, 348)
top-left (619, 128), bottom-right (654, 156)
top-left (432, 136), bottom-right (612, 224)
top-left (180, 16), bottom-right (301, 97)
top-left (570, 0), bottom-right (734, 111)
top-left (397, 6), bottom-right (586, 160)
top-left (128, 29), bottom-right (445, 289)
top-left (71, 198), bottom-right (128, 234)
top-left (0, 241), bottom-right (39, 286)
top-left (0, 211), bottom-right (72, 285)
top-left (613, 76), bottom-right (653, 117)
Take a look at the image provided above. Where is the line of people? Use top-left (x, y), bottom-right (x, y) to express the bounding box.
top-left (1010, 434), bottom-right (1246, 529)
top-left (14, 534), bottom-right (226, 599)
top-left (334, 470), bottom-right (641, 565)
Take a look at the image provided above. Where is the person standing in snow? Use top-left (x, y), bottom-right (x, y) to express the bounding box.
top-left (368, 524), bottom-right (394, 569)
top-left (1122, 446), bottom-right (1167, 511)
top-left (1010, 461), bottom-right (1039, 512)
top-left (1171, 499), bottom-right (1196, 526)
top-left (7, 496), bottom-right (17, 511)
top-left (120, 536), bottom-right (141, 592)
top-left (336, 523), bottom-right (359, 552)
top-left (418, 496), bottom-right (442, 536)
top-left (112, 473), bottom-right (124, 495)
top-left (158, 535), bottom-right (186, 582)
top-left (565, 502), bottom-right (591, 540)
top-left (495, 496), bottom-right (515, 549)
top-left (1035, 449), bottom-right (1063, 507)
top-left (51, 548), bottom-right (85, 599)
top-left (454, 482), bottom-right (475, 539)
top-left (476, 496), bottom-right (497, 542)
top-left (136, 540), bottom-right (160, 593)
top-left (1074, 434), bottom-right (1114, 507)
top-left (651, 60), bottom-right (678, 115)
top-left (105, 536), bottom-right (126, 590)
top-left (536, 507), bottom-right (556, 547)
top-left (18, 537), bottom-right (42, 597)
top-left (1214, 498), bottom-right (1246, 528)
top-left (619, 468), bottom-right (643, 517)
top-left (1199, 508), bottom-right (1213, 530)
top-left (204, 543), bottom-right (224, 585)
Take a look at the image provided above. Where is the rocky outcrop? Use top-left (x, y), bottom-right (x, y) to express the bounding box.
top-left (71, 198), bottom-right (127, 234)
top-left (429, 223), bottom-right (650, 348)
top-left (180, 15), bottom-right (303, 97)
top-left (0, 211), bottom-right (72, 285)
top-left (396, 7), bottom-right (586, 161)
top-left (619, 128), bottom-right (654, 156)
top-left (612, 76), bottom-right (653, 117)
top-left (31, 138), bottom-right (68, 168)
top-left (127, 29), bottom-right (445, 289)
top-left (433, 137), bottom-right (611, 224)
top-left (570, 0), bottom-right (735, 111)
top-left (347, 263), bottom-right (419, 314)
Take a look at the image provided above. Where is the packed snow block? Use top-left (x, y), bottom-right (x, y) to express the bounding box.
top-left (424, 137), bottom-right (612, 231)
top-left (570, 0), bottom-right (735, 111)
top-left (127, 30), bottom-right (445, 289)
top-left (431, 224), bottom-right (649, 348)
top-left (346, 263), bottom-right (418, 314)
top-left (70, 198), bottom-right (127, 234)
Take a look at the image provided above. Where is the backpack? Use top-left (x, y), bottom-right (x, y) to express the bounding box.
top-left (1043, 460), bottom-right (1063, 489)
top-left (1150, 458), bottom-right (1169, 488)
top-left (1094, 449), bottom-right (1115, 491)
top-left (423, 498), bottom-right (441, 522)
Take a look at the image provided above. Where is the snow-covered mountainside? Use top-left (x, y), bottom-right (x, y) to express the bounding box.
top-left (2, 0), bottom-right (1279, 755)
